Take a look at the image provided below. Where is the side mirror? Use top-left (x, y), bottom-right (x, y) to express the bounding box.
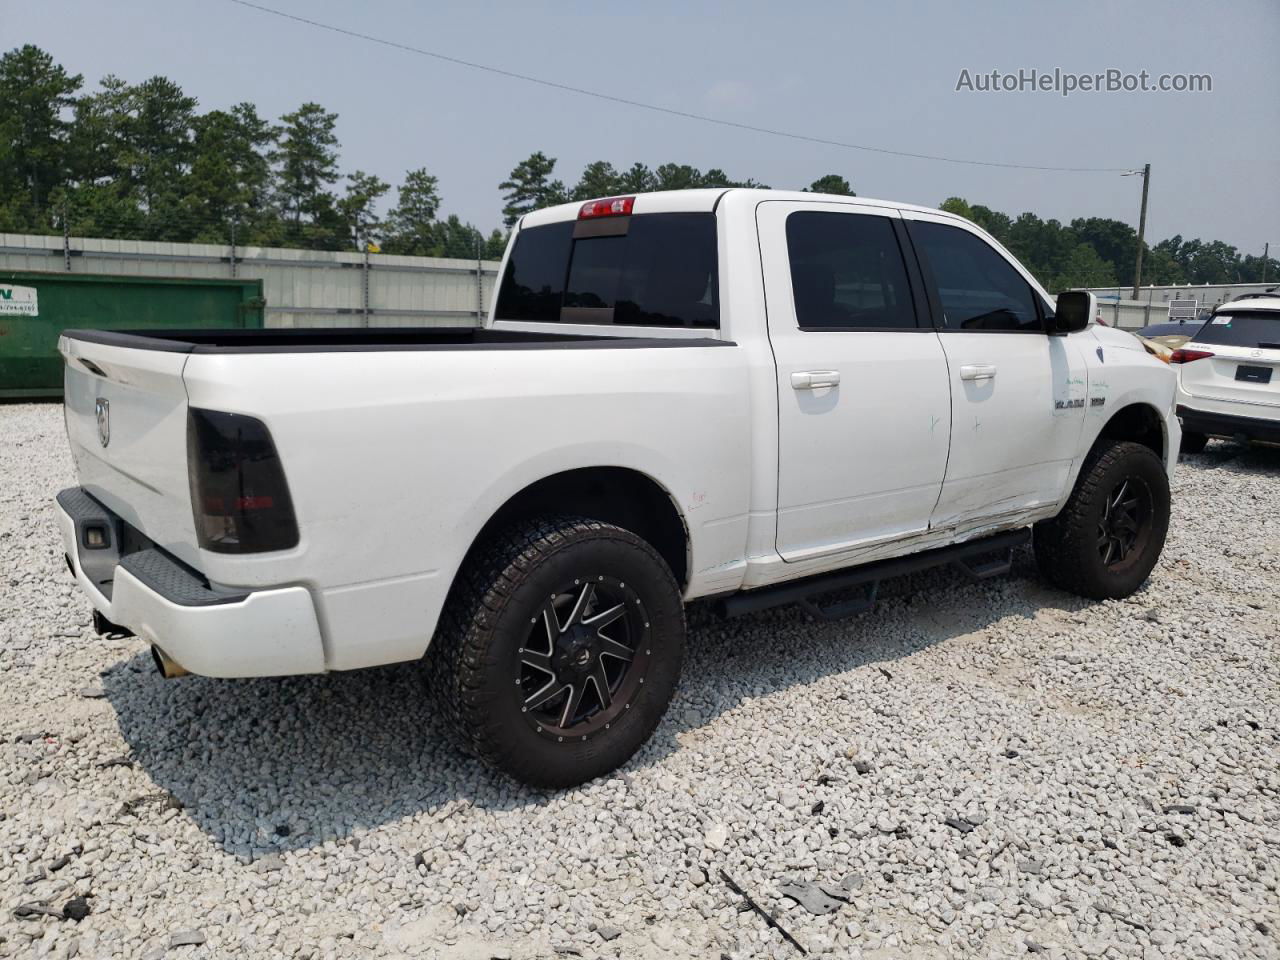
top-left (1050, 290), bottom-right (1095, 334)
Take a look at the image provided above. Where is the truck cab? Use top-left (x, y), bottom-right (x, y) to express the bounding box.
top-left (494, 190), bottom-right (1177, 582)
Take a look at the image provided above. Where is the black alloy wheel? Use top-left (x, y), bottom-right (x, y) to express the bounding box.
top-left (428, 516), bottom-right (685, 788)
top-left (1034, 440), bottom-right (1170, 600)
top-left (517, 576), bottom-right (652, 742)
top-left (1096, 476), bottom-right (1153, 568)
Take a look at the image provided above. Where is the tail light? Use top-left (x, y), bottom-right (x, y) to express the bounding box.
top-left (578, 196), bottom-right (634, 219)
top-left (1169, 348), bottom-right (1215, 364)
top-left (187, 409), bottom-right (298, 553)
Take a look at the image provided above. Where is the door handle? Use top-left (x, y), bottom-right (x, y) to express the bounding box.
top-left (960, 363), bottom-right (997, 381)
top-left (791, 370), bottom-right (841, 390)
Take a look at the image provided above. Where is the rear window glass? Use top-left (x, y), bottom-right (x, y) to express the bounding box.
top-left (1192, 311), bottom-right (1280, 348)
top-left (785, 211), bottom-right (916, 329)
top-left (495, 214), bottom-right (718, 328)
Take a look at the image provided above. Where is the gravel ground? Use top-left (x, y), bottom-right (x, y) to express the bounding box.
top-left (1, 400), bottom-right (1278, 960)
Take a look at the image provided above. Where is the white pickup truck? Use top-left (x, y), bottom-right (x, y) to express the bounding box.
top-left (55, 189), bottom-right (1179, 787)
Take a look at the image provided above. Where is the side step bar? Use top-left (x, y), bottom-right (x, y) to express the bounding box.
top-left (717, 528), bottom-right (1031, 620)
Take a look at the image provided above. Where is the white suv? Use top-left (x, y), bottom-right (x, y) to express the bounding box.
top-left (1172, 293), bottom-right (1280, 452)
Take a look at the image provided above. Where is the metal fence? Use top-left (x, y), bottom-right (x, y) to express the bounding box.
top-left (1083, 282), bottom-right (1279, 325)
top-left (1094, 299), bottom-right (1175, 331)
top-left (0, 233), bottom-right (502, 328)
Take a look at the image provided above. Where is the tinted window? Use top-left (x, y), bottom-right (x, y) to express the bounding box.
top-left (1191, 311), bottom-right (1280, 348)
top-left (785, 212), bottom-right (916, 329)
top-left (494, 220), bottom-right (573, 323)
top-left (911, 221), bottom-right (1041, 332)
top-left (494, 214), bottom-right (718, 328)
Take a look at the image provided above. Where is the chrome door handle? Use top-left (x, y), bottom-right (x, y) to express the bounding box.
top-left (960, 363), bottom-right (997, 381)
top-left (791, 370), bottom-right (841, 390)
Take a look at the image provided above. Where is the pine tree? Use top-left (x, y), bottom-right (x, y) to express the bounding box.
top-left (339, 170), bottom-right (390, 249)
top-left (499, 151), bottom-right (566, 226)
top-left (804, 174), bottom-right (855, 196)
top-left (272, 102), bottom-right (340, 246)
top-left (185, 102), bottom-right (276, 241)
top-left (0, 44), bottom-right (82, 227)
top-left (571, 161), bottom-right (621, 201)
top-left (383, 167), bottom-right (442, 255)
top-left (125, 76), bottom-right (197, 234)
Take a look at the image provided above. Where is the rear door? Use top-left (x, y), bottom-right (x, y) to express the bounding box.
top-left (59, 334), bottom-right (199, 565)
top-left (1179, 309), bottom-right (1280, 411)
top-left (758, 200), bottom-right (951, 562)
top-left (901, 212), bottom-right (1089, 531)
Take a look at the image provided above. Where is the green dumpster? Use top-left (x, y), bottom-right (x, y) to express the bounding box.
top-left (0, 271), bottom-right (265, 399)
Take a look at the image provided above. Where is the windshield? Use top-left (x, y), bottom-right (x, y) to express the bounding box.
top-left (495, 213), bottom-right (719, 328)
top-left (1191, 311), bottom-right (1280, 349)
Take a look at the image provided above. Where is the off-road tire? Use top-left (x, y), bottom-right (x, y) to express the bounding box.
top-left (1034, 440), bottom-right (1170, 600)
top-left (1180, 430), bottom-right (1208, 454)
top-left (427, 515), bottom-right (685, 788)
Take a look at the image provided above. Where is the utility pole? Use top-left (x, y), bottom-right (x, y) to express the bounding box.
top-left (475, 238), bottom-right (484, 322)
top-left (1130, 163), bottom-right (1150, 300)
top-left (359, 216), bottom-right (372, 329)
top-left (229, 218), bottom-right (239, 278)
top-left (1263, 242), bottom-right (1270, 285)
top-left (61, 195), bottom-right (71, 271)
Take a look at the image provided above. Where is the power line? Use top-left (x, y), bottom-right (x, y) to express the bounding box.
top-left (225, 0), bottom-right (1131, 175)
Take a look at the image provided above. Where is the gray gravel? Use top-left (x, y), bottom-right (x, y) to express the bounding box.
top-left (2, 400), bottom-right (1278, 960)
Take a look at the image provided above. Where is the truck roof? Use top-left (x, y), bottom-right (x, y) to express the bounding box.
top-left (520, 188), bottom-right (963, 229)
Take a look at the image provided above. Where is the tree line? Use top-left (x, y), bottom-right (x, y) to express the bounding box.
top-left (0, 45), bottom-right (508, 259)
top-left (2, 44), bottom-right (1274, 289)
top-left (939, 198), bottom-right (1276, 292)
top-left (0, 45), bottom-right (850, 261)
top-left (495, 156), bottom-right (854, 225)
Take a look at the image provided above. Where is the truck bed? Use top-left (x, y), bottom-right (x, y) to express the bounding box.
top-left (57, 320), bottom-right (750, 676)
top-left (61, 326), bottom-right (731, 354)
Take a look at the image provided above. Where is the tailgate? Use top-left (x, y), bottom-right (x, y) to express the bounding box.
top-left (1179, 344), bottom-right (1280, 409)
top-left (1180, 310), bottom-right (1280, 411)
top-left (60, 334), bottom-right (200, 565)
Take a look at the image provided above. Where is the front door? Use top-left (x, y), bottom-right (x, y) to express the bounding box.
top-left (759, 200), bottom-right (952, 563)
top-left (901, 212), bottom-right (1089, 531)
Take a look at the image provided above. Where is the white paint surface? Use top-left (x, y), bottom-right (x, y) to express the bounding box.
top-left (55, 189), bottom-right (1182, 676)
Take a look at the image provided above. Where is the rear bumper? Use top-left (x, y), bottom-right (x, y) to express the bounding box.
top-left (1176, 403), bottom-right (1280, 444)
top-left (55, 488), bottom-right (326, 677)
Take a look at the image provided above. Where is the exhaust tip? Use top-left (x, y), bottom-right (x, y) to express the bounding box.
top-left (150, 645), bottom-right (190, 679)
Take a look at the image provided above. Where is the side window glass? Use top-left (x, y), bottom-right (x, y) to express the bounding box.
top-left (785, 211), bottom-right (916, 330)
top-left (910, 221), bottom-right (1041, 332)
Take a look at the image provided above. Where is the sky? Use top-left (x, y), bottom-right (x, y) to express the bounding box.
top-left (11, 0), bottom-right (1280, 255)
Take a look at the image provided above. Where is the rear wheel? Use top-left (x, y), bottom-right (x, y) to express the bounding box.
top-left (1034, 441), bottom-right (1170, 600)
top-left (428, 516), bottom-right (684, 788)
top-left (1180, 430), bottom-right (1208, 454)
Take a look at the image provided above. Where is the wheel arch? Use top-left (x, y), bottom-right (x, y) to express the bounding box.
top-left (1090, 401), bottom-right (1167, 463)
top-left (457, 466), bottom-right (691, 591)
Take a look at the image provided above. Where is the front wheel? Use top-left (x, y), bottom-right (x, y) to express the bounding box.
top-left (428, 516), bottom-right (685, 788)
top-left (1034, 440), bottom-right (1170, 600)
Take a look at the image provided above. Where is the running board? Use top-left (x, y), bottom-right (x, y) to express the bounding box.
top-left (951, 550), bottom-right (1016, 581)
top-left (799, 581), bottom-right (879, 622)
top-left (716, 528), bottom-right (1031, 620)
